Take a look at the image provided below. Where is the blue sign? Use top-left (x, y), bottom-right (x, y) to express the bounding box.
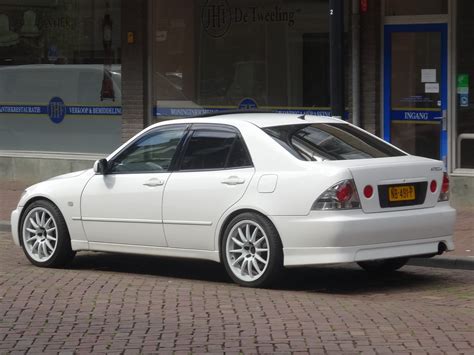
top-left (47, 97), bottom-right (66, 124)
top-left (0, 105), bottom-right (46, 114)
top-left (238, 98), bottom-right (258, 110)
top-left (460, 93), bottom-right (469, 107)
top-left (153, 106), bottom-right (348, 118)
top-left (391, 110), bottom-right (441, 121)
top-left (0, 98), bottom-right (122, 123)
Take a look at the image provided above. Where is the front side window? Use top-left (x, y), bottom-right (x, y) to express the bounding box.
top-left (264, 123), bottom-right (406, 161)
top-left (180, 129), bottom-right (251, 170)
top-left (109, 126), bottom-right (186, 173)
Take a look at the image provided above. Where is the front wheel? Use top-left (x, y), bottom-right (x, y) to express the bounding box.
top-left (20, 200), bottom-right (75, 268)
top-left (357, 257), bottom-right (409, 273)
top-left (222, 212), bottom-right (283, 288)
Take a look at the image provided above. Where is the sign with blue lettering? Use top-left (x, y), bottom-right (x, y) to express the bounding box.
top-left (153, 105), bottom-right (349, 118)
top-left (0, 97), bottom-right (122, 123)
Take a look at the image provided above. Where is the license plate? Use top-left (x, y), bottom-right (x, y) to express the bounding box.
top-left (388, 185), bottom-right (415, 202)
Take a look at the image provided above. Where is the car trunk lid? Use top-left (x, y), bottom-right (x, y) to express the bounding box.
top-left (323, 156), bottom-right (444, 213)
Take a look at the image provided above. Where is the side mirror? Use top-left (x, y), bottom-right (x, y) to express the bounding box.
top-left (93, 158), bottom-right (108, 175)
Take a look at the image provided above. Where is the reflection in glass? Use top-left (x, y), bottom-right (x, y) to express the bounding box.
top-left (151, 0), bottom-right (348, 119)
top-left (389, 31), bottom-right (442, 160)
top-left (456, 0), bottom-right (474, 169)
top-left (0, 0), bottom-right (122, 154)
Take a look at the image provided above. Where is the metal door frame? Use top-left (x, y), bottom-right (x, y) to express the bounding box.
top-left (383, 23), bottom-right (448, 164)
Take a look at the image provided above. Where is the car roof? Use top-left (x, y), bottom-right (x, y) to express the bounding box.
top-left (154, 112), bottom-right (346, 129)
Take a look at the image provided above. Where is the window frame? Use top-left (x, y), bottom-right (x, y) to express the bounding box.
top-left (174, 123), bottom-right (254, 172)
top-left (105, 124), bottom-right (190, 175)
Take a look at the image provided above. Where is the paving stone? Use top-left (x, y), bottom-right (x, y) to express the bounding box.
top-left (0, 231), bottom-right (473, 353)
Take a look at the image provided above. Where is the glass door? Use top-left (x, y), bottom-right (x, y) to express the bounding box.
top-left (384, 24), bottom-right (448, 163)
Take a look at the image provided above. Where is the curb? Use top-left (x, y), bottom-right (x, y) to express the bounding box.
top-left (408, 256), bottom-right (474, 271)
top-left (0, 220), bottom-right (472, 270)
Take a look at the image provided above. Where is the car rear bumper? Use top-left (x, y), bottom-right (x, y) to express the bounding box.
top-left (271, 203), bottom-right (456, 267)
top-left (11, 207), bottom-right (22, 247)
top-left (283, 236), bottom-right (454, 266)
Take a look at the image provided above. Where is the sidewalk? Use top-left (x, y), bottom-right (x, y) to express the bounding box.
top-left (1, 179), bottom-right (472, 259)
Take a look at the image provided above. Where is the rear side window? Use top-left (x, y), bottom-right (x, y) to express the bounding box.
top-left (264, 123), bottom-right (406, 161)
top-left (180, 129), bottom-right (252, 170)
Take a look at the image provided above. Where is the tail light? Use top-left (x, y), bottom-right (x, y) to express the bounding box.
top-left (438, 172), bottom-right (449, 201)
top-left (312, 179), bottom-right (361, 210)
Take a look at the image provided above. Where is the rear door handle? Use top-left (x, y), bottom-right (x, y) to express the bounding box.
top-left (221, 176), bottom-right (246, 185)
top-left (143, 178), bottom-right (164, 187)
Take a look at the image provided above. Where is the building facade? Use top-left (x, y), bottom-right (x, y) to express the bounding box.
top-left (0, 0), bottom-right (473, 207)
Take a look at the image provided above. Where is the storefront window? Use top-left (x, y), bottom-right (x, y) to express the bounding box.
top-left (0, 0), bottom-right (121, 154)
top-left (152, 0), bottom-right (348, 120)
top-left (456, 0), bottom-right (474, 169)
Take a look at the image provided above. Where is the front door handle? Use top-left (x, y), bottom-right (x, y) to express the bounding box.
top-left (143, 178), bottom-right (164, 187)
top-left (221, 176), bottom-right (246, 185)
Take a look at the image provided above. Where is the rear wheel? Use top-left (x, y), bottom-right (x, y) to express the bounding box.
top-left (357, 257), bottom-right (409, 273)
top-left (222, 212), bottom-right (283, 288)
top-left (20, 200), bottom-right (75, 268)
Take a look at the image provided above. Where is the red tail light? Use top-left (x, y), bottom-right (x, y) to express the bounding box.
top-left (430, 180), bottom-right (437, 193)
top-left (363, 185), bottom-right (374, 199)
top-left (312, 179), bottom-right (361, 210)
top-left (336, 182), bottom-right (353, 202)
top-left (438, 173), bottom-right (449, 201)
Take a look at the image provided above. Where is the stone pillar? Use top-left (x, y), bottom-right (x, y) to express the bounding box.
top-left (121, 0), bottom-right (149, 141)
top-left (360, 0), bottom-right (382, 135)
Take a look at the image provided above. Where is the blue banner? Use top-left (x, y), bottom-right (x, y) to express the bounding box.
top-left (0, 105), bottom-right (122, 116)
top-left (0, 100), bottom-right (122, 124)
top-left (0, 105), bottom-right (47, 114)
top-left (153, 106), bottom-right (349, 119)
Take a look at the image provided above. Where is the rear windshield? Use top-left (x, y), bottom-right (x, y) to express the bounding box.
top-left (263, 123), bottom-right (406, 161)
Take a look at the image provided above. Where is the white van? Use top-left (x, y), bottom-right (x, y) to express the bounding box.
top-left (0, 64), bottom-right (122, 153)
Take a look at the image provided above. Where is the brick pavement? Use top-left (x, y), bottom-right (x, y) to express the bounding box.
top-left (1, 178), bottom-right (472, 257)
top-left (0, 231), bottom-right (473, 354)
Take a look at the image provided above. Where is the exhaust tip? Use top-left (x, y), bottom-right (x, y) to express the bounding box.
top-left (438, 242), bottom-right (448, 255)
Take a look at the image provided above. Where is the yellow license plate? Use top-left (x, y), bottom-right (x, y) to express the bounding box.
top-left (388, 185), bottom-right (416, 202)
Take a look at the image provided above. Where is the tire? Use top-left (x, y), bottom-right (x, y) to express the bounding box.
top-left (221, 212), bottom-right (283, 288)
top-left (20, 200), bottom-right (75, 268)
top-left (357, 257), bottom-right (409, 273)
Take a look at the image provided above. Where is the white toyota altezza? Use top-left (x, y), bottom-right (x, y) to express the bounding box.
top-left (11, 113), bottom-right (456, 287)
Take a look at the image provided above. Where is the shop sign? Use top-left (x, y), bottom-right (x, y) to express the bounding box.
top-left (153, 104), bottom-right (349, 119)
top-left (201, 0), bottom-right (299, 38)
top-left (238, 98), bottom-right (258, 110)
top-left (48, 97), bottom-right (66, 124)
top-left (391, 109), bottom-right (441, 122)
top-left (0, 97), bottom-right (122, 124)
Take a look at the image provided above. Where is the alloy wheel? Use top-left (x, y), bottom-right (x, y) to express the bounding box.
top-left (225, 220), bottom-right (270, 282)
top-left (22, 207), bottom-right (58, 263)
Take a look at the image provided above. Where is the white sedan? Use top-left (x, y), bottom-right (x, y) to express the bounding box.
top-left (10, 113), bottom-right (456, 287)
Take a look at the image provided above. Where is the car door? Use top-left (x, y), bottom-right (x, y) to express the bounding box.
top-left (163, 124), bottom-right (255, 250)
top-left (81, 124), bottom-right (188, 246)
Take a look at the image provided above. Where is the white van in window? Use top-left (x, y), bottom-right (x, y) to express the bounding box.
top-left (0, 64), bottom-right (122, 153)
